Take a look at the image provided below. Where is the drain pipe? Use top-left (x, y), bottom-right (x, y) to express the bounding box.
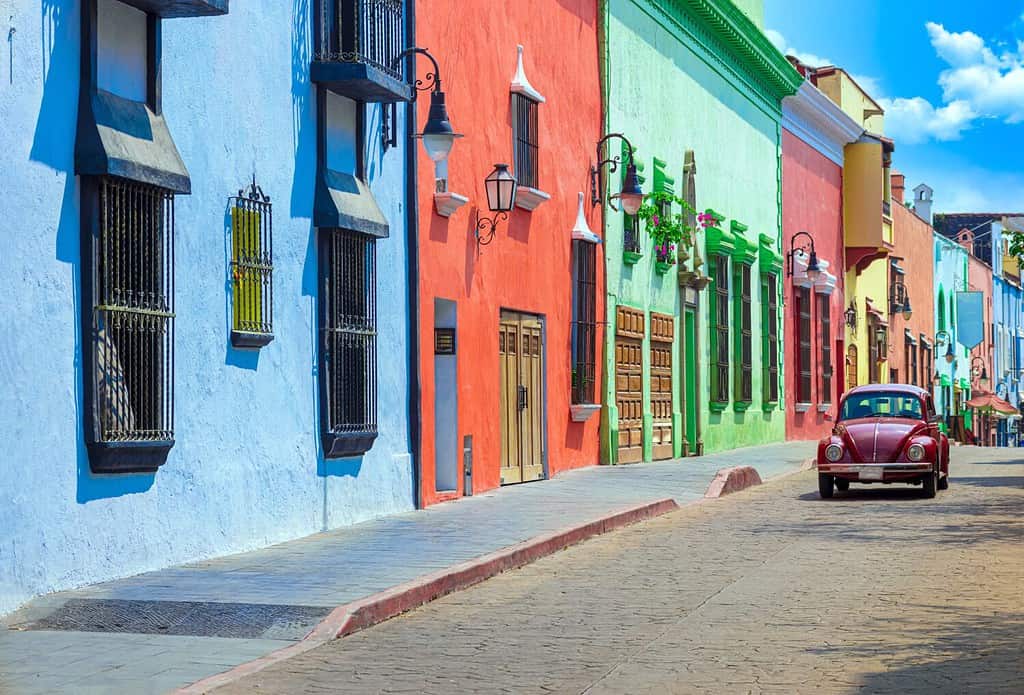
top-left (405, 0), bottom-right (423, 509)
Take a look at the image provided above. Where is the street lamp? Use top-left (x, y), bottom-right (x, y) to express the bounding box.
top-left (935, 330), bottom-right (955, 364)
top-left (476, 164), bottom-right (518, 247)
top-left (393, 47), bottom-right (464, 163)
top-left (590, 133), bottom-right (644, 216)
top-left (889, 279), bottom-right (912, 321)
top-left (786, 231), bottom-right (820, 284)
top-left (971, 356), bottom-right (990, 390)
top-left (844, 301), bottom-right (857, 330)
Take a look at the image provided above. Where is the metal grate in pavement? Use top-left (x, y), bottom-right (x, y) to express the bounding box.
top-left (14, 599), bottom-right (332, 640)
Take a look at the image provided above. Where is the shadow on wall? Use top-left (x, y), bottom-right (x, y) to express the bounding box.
top-left (291, 0), bottom-right (315, 218)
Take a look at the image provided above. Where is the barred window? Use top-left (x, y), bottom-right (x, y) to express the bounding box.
top-left (512, 93), bottom-right (539, 190)
top-left (624, 212), bottom-right (641, 254)
top-left (735, 263), bottom-right (753, 403)
top-left (921, 341), bottom-right (932, 388)
top-left (321, 229), bottom-right (378, 457)
top-left (911, 340), bottom-right (919, 386)
top-left (571, 240), bottom-right (597, 405)
top-left (230, 181), bottom-right (273, 347)
top-left (762, 273), bottom-right (779, 403)
top-left (796, 287), bottom-right (812, 402)
top-left (711, 255), bottom-right (730, 404)
top-left (88, 177), bottom-right (175, 463)
top-left (819, 294), bottom-right (832, 403)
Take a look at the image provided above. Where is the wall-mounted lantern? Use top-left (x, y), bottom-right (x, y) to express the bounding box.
top-left (786, 231), bottom-right (820, 284)
top-left (590, 133), bottom-right (643, 215)
top-left (844, 301), bottom-right (857, 330)
top-left (971, 356), bottom-right (990, 390)
top-left (476, 164), bottom-right (518, 247)
top-left (889, 278), bottom-right (912, 321)
top-left (935, 330), bottom-right (956, 364)
top-left (392, 47), bottom-right (463, 162)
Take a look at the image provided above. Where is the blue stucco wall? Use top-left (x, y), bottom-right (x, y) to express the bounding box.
top-left (932, 233), bottom-right (971, 417)
top-left (0, 0), bottom-right (414, 617)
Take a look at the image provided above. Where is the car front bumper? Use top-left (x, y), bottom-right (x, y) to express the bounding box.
top-left (817, 462), bottom-right (933, 481)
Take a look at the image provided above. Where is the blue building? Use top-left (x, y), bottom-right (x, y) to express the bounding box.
top-left (931, 231), bottom-right (971, 431)
top-left (1, 0), bottom-right (420, 615)
top-left (992, 220), bottom-right (1023, 445)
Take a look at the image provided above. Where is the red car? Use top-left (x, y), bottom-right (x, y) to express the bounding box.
top-left (816, 384), bottom-right (950, 498)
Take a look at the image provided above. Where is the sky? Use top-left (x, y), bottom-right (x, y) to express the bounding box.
top-left (764, 0), bottom-right (1024, 214)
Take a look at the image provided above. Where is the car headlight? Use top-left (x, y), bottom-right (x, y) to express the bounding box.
top-left (907, 443), bottom-right (926, 462)
top-left (824, 444), bottom-right (843, 462)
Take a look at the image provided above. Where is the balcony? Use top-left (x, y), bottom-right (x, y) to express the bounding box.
top-left (312, 0), bottom-right (413, 103)
top-left (119, 0), bottom-right (228, 17)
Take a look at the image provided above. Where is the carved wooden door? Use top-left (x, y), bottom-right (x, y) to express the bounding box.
top-left (616, 306), bottom-right (645, 463)
top-left (650, 312), bottom-right (674, 460)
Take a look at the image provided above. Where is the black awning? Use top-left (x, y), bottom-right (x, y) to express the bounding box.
top-left (314, 169), bottom-right (389, 238)
top-left (75, 90), bottom-right (191, 194)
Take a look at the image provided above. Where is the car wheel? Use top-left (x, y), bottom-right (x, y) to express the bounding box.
top-left (938, 473), bottom-right (949, 490)
top-left (818, 473), bottom-right (834, 499)
top-left (922, 467), bottom-right (938, 498)
top-left (835, 479), bottom-right (850, 492)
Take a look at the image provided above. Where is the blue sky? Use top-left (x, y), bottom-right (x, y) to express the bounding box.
top-left (765, 0), bottom-right (1024, 213)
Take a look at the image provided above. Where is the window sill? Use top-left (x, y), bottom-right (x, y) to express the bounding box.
top-left (231, 330), bottom-right (274, 349)
top-left (710, 401), bottom-right (729, 413)
top-left (434, 191), bottom-right (469, 218)
top-left (655, 260), bottom-right (675, 275)
top-left (323, 431), bottom-right (378, 459)
top-left (817, 403), bottom-right (832, 413)
top-left (515, 186), bottom-right (551, 212)
top-left (570, 403), bottom-right (601, 422)
top-left (624, 250), bottom-right (643, 265)
top-left (88, 439), bottom-right (173, 474)
top-left (762, 400), bottom-right (778, 412)
top-left (733, 400), bottom-right (752, 413)
top-left (795, 402), bottom-right (812, 413)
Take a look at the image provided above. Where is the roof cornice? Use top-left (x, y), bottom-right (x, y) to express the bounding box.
top-left (639, 0), bottom-right (804, 115)
top-left (783, 81), bottom-right (865, 165)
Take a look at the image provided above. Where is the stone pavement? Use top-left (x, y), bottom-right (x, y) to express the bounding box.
top-left (216, 446), bottom-right (1024, 695)
top-left (0, 441), bottom-right (814, 695)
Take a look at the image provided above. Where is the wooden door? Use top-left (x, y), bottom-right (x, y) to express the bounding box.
top-left (616, 306), bottom-right (645, 463)
top-left (499, 311), bottom-right (545, 484)
top-left (650, 312), bottom-right (674, 460)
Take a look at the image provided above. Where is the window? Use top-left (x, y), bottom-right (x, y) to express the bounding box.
top-left (571, 240), bottom-right (597, 405)
top-left (818, 294), bottom-right (832, 403)
top-left (320, 229), bottom-right (378, 456)
top-left (910, 339), bottom-right (918, 386)
top-left (796, 287), bottom-right (812, 403)
top-left (624, 213), bottom-right (641, 255)
top-left (847, 344), bottom-right (858, 391)
top-left (512, 94), bottom-right (539, 190)
top-left (230, 182), bottom-right (274, 347)
top-left (762, 273), bottom-right (779, 403)
top-left (711, 255), bottom-right (730, 404)
top-left (734, 263), bottom-right (753, 403)
top-left (87, 177), bottom-right (175, 460)
top-left (315, 0), bottom-right (403, 80)
top-left (921, 339), bottom-right (932, 389)
top-left (868, 320), bottom-right (882, 383)
top-left (840, 391), bottom-right (923, 421)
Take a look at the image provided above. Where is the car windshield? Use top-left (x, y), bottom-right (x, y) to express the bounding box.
top-left (839, 392), bottom-right (923, 421)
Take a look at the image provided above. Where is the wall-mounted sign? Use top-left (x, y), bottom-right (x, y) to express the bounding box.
top-left (434, 328), bottom-right (456, 355)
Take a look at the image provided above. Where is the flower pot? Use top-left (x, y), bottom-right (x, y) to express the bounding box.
top-left (624, 249), bottom-right (643, 265)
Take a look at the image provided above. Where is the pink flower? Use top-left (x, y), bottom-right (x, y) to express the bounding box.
top-left (652, 215), bottom-right (660, 226)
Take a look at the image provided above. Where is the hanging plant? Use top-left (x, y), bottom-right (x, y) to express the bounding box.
top-left (635, 192), bottom-right (700, 264)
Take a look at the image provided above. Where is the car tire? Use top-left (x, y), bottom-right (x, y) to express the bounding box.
top-left (922, 467), bottom-right (938, 499)
top-left (818, 473), bottom-right (835, 499)
top-left (938, 473), bottom-right (949, 490)
top-left (835, 479), bottom-right (850, 492)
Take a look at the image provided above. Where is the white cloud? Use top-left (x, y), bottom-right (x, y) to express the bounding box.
top-left (902, 164), bottom-right (1024, 214)
top-left (879, 97), bottom-right (976, 144)
top-left (765, 28), bottom-right (831, 68)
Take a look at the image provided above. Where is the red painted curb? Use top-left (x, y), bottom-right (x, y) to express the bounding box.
top-left (704, 465), bottom-right (763, 498)
top-left (177, 497), bottom-right (678, 694)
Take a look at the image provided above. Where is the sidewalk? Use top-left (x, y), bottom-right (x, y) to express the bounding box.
top-left (0, 441), bottom-right (815, 695)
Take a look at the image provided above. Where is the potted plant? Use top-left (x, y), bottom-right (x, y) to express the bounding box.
top-left (636, 191), bottom-right (697, 273)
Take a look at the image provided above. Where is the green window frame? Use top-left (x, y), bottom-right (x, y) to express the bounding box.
top-left (734, 262), bottom-right (753, 406)
top-left (710, 254), bottom-right (731, 407)
top-left (761, 272), bottom-right (779, 405)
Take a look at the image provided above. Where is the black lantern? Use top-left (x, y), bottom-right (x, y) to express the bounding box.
top-left (945, 341), bottom-right (956, 364)
top-left (476, 164), bottom-right (518, 247)
top-left (786, 231), bottom-right (820, 284)
top-left (889, 278), bottom-right (912, 321)
top-left (392, 47), bottom-right (463, 163)
top-left (590, 133), bottom-right (644, 216)
top-left (844, 301), bottom-right (857, 330)
top-left (972, 356), bottom-right (990, 390)
top-left (936, 330), bottom-right (956, 364)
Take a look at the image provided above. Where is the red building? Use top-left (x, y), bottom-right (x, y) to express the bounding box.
top-left (781, 82), bottom-right (862, 440)
top-left (414, 2), bottom-right (603, 506)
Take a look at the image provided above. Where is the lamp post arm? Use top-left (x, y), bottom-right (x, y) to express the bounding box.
top-left (594, 132), bottom-right (636, 174)
top-left (786, 231), bottom-right (816, 277)
top-left (392, 47), bottom-right (442, 94)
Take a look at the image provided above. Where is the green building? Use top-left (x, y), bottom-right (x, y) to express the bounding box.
top-left (599, 0), bottom-right (802, 463)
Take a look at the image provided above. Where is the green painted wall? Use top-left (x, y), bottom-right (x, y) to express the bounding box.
top-left (600, 0), bottom-right (796, 462)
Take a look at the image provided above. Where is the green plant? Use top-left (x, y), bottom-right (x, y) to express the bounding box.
top-left (635, 192), bottom-right (698, 262)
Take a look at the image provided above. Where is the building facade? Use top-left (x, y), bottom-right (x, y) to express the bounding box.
top-left (1, 0), bottom-right (417, 615)
top-left (600, 0), bottom-right (800, 463)
top-left (931, 231), bottom-right (971, 434)
top-left (780, 80), bottom-right (862, 439)
top-left (413, 0), bottom-right (604, 504)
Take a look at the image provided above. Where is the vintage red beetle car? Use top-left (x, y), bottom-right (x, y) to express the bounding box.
top-left (817, 384), bottom-right (950, 498)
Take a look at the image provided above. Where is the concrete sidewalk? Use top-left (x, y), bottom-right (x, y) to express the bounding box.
top-left (0, 441), bottom-right (815, 695)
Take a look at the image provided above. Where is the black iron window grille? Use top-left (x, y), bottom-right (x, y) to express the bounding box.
top-left (910, 339), bottom-right (919, 386)
top-left (321, 228), bottom-right (378, 457)
top-left (316, 0), bottom-right (404, 81)
top-left (797, 287), bottom-right (812, 402)
top-left (229, 179), bottom-right (273, 348)
top-left (735, 263), bottom-right (753, 403)
top-left (819, 294), bottom-right (833, 403)
top-left (762, 273), bottom-right (779, 404)
top-left (711, 255), bottom-right (730, 404)
top-left (624, 213), bottom-right (641, 254)
top-left (86, 176), bottom-right (175, 470)
top-left (512, 93), bottom-right (539, 190)
top-left (921, 342), bottom-right (932, 388)
top-left (571, 240), bottom-right (597, 405)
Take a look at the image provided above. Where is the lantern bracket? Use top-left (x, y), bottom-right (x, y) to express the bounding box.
top-left (590, 132), bottom-right (637, 211)
top-left (476, 211), bottom-right (508, 247)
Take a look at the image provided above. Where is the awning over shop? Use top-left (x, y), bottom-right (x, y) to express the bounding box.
top-left (965, 391), bottom-right (1020, 416)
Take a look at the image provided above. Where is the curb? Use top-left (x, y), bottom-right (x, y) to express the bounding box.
top-left (177, 497), bottom-right (679, 694)
top-left (704, 465), bottom-right (763, 498)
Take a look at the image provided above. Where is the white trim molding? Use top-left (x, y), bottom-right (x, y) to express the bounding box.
top-left (515, 185), bottom-right (551, 212)
top-left (782, 81), bottom-right (864, 166)
top-left (570, 404), bottom-right (601, 422)
top-left (510, 44), bottom-right (545, 103)
top-left (571, 192), bottom-right (602, 244)
top-left (434, 191), bottom-right (469, 218)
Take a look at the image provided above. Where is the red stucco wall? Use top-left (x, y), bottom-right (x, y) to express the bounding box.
top-left (890, 201), bottom-right (936, 386)
top-left (781, 128), bottom-right (845, 441)
top-left (415, 2), bottom-right (603, 506)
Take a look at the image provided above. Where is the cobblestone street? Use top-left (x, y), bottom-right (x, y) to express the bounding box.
top-left (218, 447), bottom-right (1024, 694)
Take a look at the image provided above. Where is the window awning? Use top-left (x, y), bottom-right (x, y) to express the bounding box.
top-left (865, 299), bottom-right (888, 325)
top-left (940, 374), bottom-right (952, 387)
top-left (314, 170), bottom-right (389, 238)
top-left (75, 91), bottom-right (191, 193)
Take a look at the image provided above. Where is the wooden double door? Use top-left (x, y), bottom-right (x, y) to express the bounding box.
top-left (499, 311), bottom-right (545, 484)
top-left (616, 307), bottom-right (674, 463)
